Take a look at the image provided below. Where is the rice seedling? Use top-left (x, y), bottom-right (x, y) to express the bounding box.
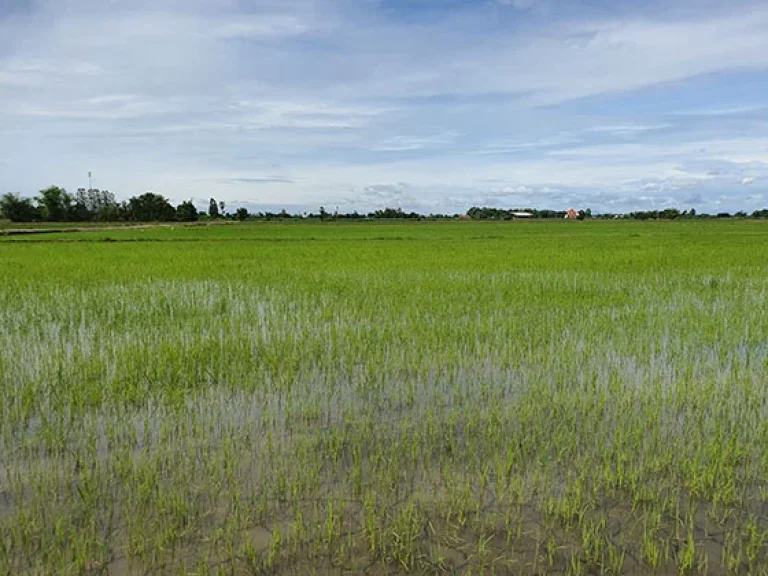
top-left (0, 219), bottom-right (767, 574)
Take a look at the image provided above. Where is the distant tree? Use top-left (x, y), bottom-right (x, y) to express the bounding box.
top-left (70, 194), bottom-right (93, 222)
top-left (176, 201), bottom-right (199, 222)
top-left (36, 186), bottom-right (74, 221)
top-left (127, 192), bottom-right (176, 221)
top-left (369, 207), bottom-right (420, 219)
top-left (235, 207), bottom-right (249, 221)
top-left (116, 201), bottom-right (131, 221)
top-left (73, 188), bottom-right (119, 221)
top-left (101, 201), bottom-right (120, 222)
top-left (319, 206), bottom-right (329, 221)
top-left (734, 211), bottom-right (747, 218)
top-left (660, 208), bottom-right (680, 220)
top-left (0, 193), bottom-right (39, 222)
top-left (209, 198), bottom-right (219, 218)
top-left (219, 201), bottom-right (226, 217)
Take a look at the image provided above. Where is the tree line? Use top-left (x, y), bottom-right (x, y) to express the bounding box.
top-left (0, 188), bottom-right (445, 223)
top-left (466, 207), bottom-right (592, 219)
top-left (621, 208), bottom-right (768, 220)
top-left (0, 187), bottom-right (229, 223)
top-left (2, 187), bottom-right (768, 223)
top-left (466, 207), bottom-right (768, 220)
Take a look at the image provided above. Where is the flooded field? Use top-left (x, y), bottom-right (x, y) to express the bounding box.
top-left (1, 220), bottom-right (767, 574)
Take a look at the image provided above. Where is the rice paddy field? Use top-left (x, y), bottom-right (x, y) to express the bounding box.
top-left (1, 219), bottom-right (767, 575)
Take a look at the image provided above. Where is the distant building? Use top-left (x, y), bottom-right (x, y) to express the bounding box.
top-left (511, 212), bottom-right (533, 218)
top-left (565, 208), bottom-right (579, 219)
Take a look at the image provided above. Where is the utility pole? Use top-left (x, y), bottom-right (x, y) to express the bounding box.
top-left (88, 171), bottom-right (92, 191)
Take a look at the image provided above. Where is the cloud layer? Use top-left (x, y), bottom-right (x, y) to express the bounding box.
top-left (1, 0), bottom-right (768, 213)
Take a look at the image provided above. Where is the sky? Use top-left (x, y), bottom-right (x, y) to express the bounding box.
top-left (1, 0), bottom-right (768, 214)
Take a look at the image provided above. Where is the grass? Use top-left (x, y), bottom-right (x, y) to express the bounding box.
top-left (1, 220), bottom-right (767, 574)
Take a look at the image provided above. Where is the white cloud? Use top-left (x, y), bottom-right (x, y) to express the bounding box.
top-left (586, 124), bottom-right (671, 135)
top-left (741, 177), bottom-right (756, 185)
top-left (476, 133), bottom-right (580, 154)
top-left (209, 15), bottom-right (312, 39)
top-left (497, 0), bottom-right (538, 9)
top-left (230, 100), bottom-right (390, 130)
top-left (0, 58), bottom-right (102, 86)
top-left (12, 95), bottom-right (171, 120)
top-left (306, 7), bottom-right (768, 105)
top-left (671, 104), bottom-right (767, 117)
top-left (371, 133), bottom-right (457, 152)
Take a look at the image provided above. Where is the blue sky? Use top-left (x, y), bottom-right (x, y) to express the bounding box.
top-left (1, 0), bottom-right (768, 214)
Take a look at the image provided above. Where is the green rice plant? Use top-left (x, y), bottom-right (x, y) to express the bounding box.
top-left (0, 220), bottom-right (767, 573)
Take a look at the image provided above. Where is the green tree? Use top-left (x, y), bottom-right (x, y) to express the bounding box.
top-left (36, 186), bottom-right (74, 221)
top-left (176, 201), bottom-right (199, 222)
top-left (209, 198), bottom-right (219, 218)
top-left (127, 192), bottom-right (176, 221)
top-left (0, 193), bottom-right (39, 222)
top-left (74, 188), bottom-right (119, 221)
top-left (235, 207), bottom-right (249, 221)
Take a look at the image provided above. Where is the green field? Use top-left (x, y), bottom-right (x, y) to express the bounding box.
top-left (1, 221), bottom-right (767, 574)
